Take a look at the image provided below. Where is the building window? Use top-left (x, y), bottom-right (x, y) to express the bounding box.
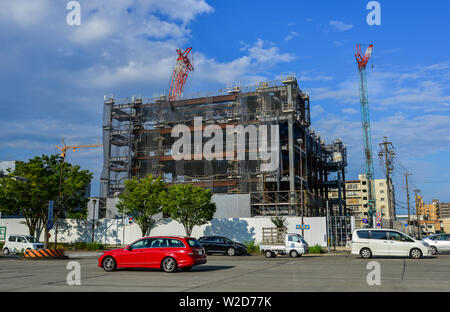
top-left (380, 198), bottom-right (385, 201)
top-left (380, 190), bottom-right (384, 194)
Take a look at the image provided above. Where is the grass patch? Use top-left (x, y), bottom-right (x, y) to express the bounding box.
top-left (244, 241), bottom-right (260, 254)
top-left (308, 244), bottom-right (325, 254)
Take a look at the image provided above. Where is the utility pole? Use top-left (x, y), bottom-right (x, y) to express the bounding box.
top-left (414, 189), bottom-right (421, 239)
top-left (378, 136), bottom-right (395, 226)
top-left (404, 172), bottom-right (412, 235)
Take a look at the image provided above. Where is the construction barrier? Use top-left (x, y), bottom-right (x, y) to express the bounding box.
top-left (24, 248), bottom-right (65, 258)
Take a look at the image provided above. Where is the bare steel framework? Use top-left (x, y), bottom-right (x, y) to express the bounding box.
top-left (100, 76), bottom-right (347, 217)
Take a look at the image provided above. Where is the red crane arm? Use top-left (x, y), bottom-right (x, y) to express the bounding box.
top-left (168, 47), bottom-right (194, 101)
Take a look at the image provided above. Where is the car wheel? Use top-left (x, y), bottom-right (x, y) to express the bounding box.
top-left (227, 247), bottom-right (236, 256)
top-left (430, 246), bottom-right (438, 255)
top-left (289, 250), bottom-right (298, 258)
top-left (102, 256), bottom-right (117, 272)
top-left (3, 248), bottom-right (9, 255)
top-left (264, 250), bottom-right (273, 258)
top-left (410, 248), bottom-right (422, 259)
top-left (161, 257), bottom-right (178, 273)
top-left (360, 248), bottom-right (372, 259)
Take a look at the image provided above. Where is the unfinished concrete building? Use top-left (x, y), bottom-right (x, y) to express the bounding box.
top-left (100, 76), bottom-right (347, 217)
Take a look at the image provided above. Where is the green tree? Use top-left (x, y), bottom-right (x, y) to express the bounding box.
top-left (271, 216), bottom-right (288, 230)
top-left (117, 175), bottom-right (166, 237)
top-left (0, 155), bottom-right (92, 247)
top-left (162, 184), bottom-right (216, 237)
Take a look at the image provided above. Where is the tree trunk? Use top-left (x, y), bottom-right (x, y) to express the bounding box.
top-left (44, 226), bottom-right (49, 248)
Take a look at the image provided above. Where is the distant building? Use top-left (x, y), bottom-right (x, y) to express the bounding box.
top-left (329, 174), bottom-right (393, 228)
top-left (417, 196), bottom-right (440, 220)
top-left (437, 200), bottom-right (450, 219)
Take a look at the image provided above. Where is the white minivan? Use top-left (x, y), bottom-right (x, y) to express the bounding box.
top-left (2, 234), bottom-right (44, 255)
top-left (351, 228), bottom-right (432, 259)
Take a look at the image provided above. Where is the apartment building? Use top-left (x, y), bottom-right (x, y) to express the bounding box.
top-left (330, 174), bottom-right (392, 228)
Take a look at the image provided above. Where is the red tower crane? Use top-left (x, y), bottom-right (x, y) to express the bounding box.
top-left (168, 47), bottom-right (194, 101)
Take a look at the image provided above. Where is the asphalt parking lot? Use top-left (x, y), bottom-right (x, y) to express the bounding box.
top-left (1, 253), bottom-right (450, 291)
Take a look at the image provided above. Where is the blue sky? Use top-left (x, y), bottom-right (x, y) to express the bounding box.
top-left (0, 0), bottom-right (449, 214)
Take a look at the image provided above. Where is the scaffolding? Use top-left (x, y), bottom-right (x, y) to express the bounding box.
top-left (100, 76), bottom-right (347, 217)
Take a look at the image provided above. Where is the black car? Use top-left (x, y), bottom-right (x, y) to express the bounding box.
top-left (198, 236), bottom-right (247, 256)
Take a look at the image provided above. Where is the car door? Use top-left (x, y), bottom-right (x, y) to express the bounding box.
top-left (7, 236), bottom-right (17, 252)
top-left (369, 230), bottom-right (390, 256)
top-left (438, 234), bottom-right (450, 251)
top-left (215, 237), bottom-right (227, 253)
top-left (199, 237), bottom-right (214, 253)
top-left (387, 231), bottom-right (412, 256)
top-left (145, 238), bottom-right (169, 267)
top-left (119, 238), bottom-right (148, 267)
top-left (16, 236), bottom-right (27, 252)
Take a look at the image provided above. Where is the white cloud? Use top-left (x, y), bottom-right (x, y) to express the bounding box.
top-left (284, 31), bottom-right (299, 42)
top-left (342, 108), bottom-right (359, 114)
top-left (329, 20), bottom-right (354, 31)
top-left (245, 39), bottom-right (296, 64)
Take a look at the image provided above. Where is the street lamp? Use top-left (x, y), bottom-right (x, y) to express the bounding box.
top-left (91, 199), bottom-right (97, 243)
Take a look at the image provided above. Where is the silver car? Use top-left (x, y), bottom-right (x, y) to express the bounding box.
top-left (423, 234), bottom-right (450, 255)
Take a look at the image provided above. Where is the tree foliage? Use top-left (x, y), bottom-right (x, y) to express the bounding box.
top-left (117, 175), bottom-right (166, 237)
top-left (0, 155), bottom-right (92, 242)
top-left (271, 216), bottom-right (288, 230)
top-left (162, 184), bottom-right (216, 237)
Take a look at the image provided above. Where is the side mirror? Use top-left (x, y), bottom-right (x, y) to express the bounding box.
top-left (126, 246), bottom-right (131, 251)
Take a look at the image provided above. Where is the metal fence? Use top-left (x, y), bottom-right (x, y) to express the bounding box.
top-left (328, 216), bottom-right (352, 247)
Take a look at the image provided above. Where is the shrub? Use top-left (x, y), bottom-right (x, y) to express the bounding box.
top-left (308, 244), bottom-right (325, 254)
top-left (244, 241), bottom-right (259, 254)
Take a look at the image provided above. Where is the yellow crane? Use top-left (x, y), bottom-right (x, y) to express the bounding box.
top-left (56, 138), bottom-right (101, 160)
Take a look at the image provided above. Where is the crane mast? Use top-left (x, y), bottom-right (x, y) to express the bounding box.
top-left (355, 44), bottom-right (376, 228)
top-left (168, 47), bottom-right (194, 101)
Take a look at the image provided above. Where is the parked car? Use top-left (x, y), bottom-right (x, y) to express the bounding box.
top-left (98, 236), bottom-right (206, 273)
top-left (259, 229), bottom-right (308, 258)
top-left (198, 236), bottom-right (247, 256)
top-left (2, 234), bottom-right (44, 255)
top-left (351, 228), bottom-right (432, 259)
top-left (423, 234), bottom-right (450, 255)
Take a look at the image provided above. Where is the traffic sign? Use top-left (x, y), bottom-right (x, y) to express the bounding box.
top-left (363, 218), bottom-right (368, 224)
top-left (0, 226), bottom-right (6, 240)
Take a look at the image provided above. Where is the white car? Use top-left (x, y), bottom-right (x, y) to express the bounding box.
top-left (351, 228), bottom-right (432, 259)
top-left (2, 234), bottom-right (44, 255)
top-left (423, 234), bottom-right (450, 255)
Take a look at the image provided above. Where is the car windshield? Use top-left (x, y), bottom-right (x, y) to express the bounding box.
top-left (26, 236), bottom-right (38, 243)
top-left (296, 234), bottom-right (307, 244)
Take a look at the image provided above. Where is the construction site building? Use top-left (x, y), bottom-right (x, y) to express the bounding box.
top-left (100, 76), bottom-right (347, 217)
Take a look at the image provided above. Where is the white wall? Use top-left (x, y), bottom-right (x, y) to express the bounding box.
top-left (0, 216), bottom-right (328, 247)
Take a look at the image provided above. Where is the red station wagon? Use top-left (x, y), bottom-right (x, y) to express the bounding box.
top-left (98, 236), bottom-right (207, 273)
